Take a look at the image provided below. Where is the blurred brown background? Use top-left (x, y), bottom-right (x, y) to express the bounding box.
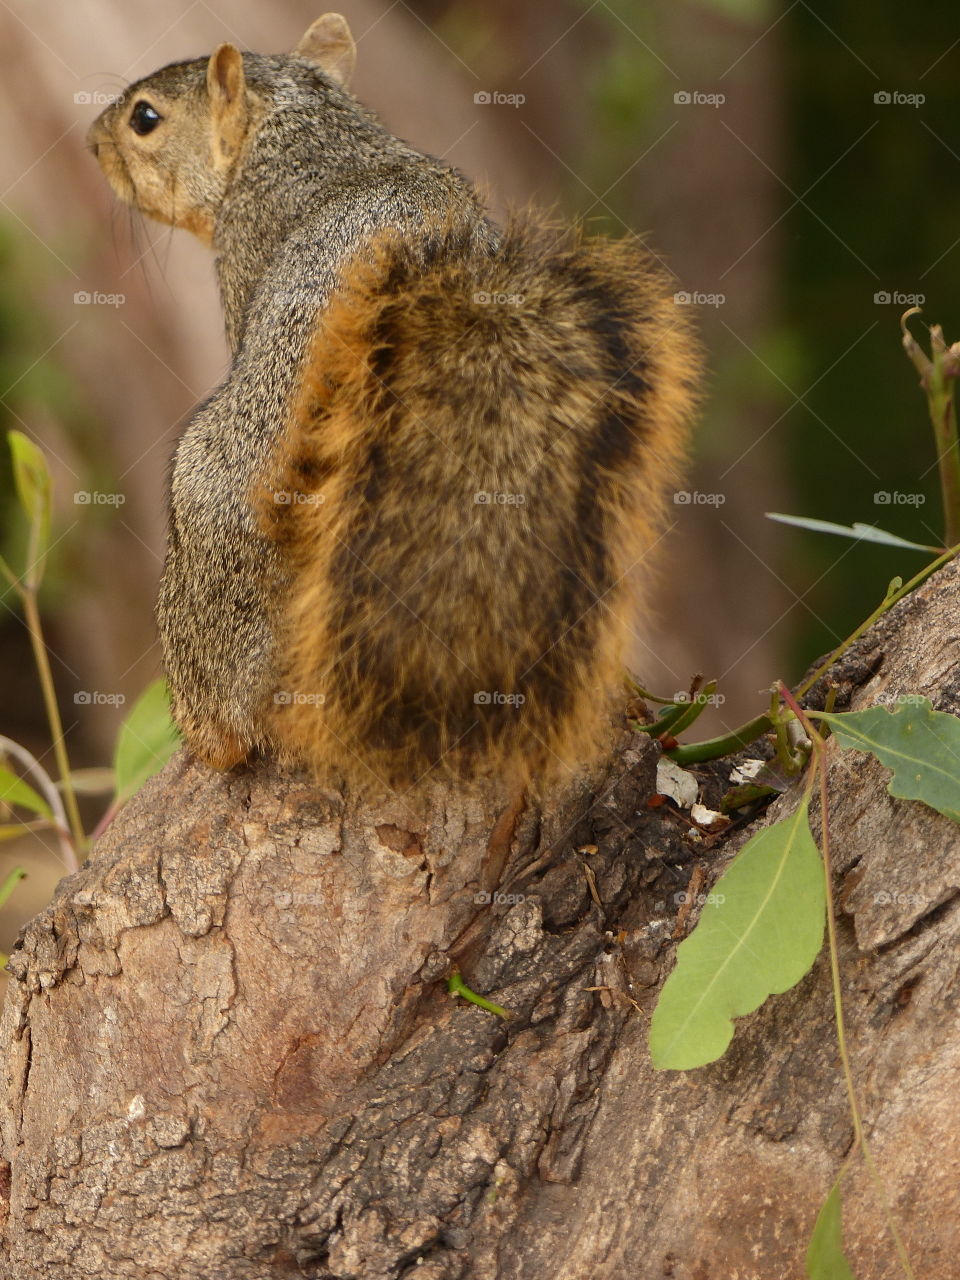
top-left (1, 0), bottom-right (955, 947)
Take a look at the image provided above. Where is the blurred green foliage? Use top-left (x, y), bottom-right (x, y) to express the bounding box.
top-left (0, 219), bottom-right (120, 624)
top-left (782, 2), bottom-right (958, 667)
top-left (0, 222), bottom-right (77, 610)
top-left (579, 0), bottom-right (957, 675)
top-left (0, 225), bottom-right (47, 594)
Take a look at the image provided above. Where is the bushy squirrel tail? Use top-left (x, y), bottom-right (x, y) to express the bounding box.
top-left (259, 216), bottom-right (699, 789)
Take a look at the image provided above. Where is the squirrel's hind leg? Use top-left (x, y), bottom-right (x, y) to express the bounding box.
top-left (184, 720), bottom-right (252, 772)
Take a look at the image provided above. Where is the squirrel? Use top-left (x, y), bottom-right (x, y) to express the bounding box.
top-left (86, 14), bottom-right (699, 791)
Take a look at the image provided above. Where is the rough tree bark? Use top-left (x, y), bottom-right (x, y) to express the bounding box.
top-left (1, 557), bottom-right (959, 1280)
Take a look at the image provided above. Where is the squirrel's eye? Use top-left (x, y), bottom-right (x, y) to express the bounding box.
top-left (129, 100), bottom-right (162, 136)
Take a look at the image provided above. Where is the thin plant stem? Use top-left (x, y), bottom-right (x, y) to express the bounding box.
top-left (930, 393), bottom-right (960, 548)
top-left (20, 592), bottom-right (84, 852)
top-left (665, 713), bottom-right (773, 765)
top-left (88, 799), bottom-right (120, 844)
top-left (0, 734), bottom-right (77, 872)
top-left (668, 545), bottom-right (959, 767)
top-left (0, 554), bottom-right (18, 591)
top-left (779, 684), bottom-right (916, 1280)
top-left (902, 312), bottom-right (960, 546)
top-left (795, 543), bottom-right (960, 701)
top-left (448, 970), bottom-right (512, 1019)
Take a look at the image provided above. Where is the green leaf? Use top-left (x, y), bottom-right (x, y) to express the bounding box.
top-left (8, 430), bottom-right (51, 583)
top-left (649, 799), bottom-right (825, 1069)
top-left (720, 782), bottom-right (780, 812)
top-left (816, 697), bottom-right (960, 824)
top-left (8, 431), bottom-right (50, 525)
top-left (766, 512), bottom-right (938, 553)
top-left (635, 702), bottom-right (688, 738)
top-left (667, 681), bottom-right (717, 737)
top-left (113, 680), bottom-right (181, 805)
top-left (0, 868), bottom-right (26, 908)
top-left (806, 1181), bottom-right (857, 1279)
top-left (60, 767), bottom-right (116, 795)
top-left (0, 825), bottom-right (47, 842)
top-left (0, 765), bottom-right (52, 819)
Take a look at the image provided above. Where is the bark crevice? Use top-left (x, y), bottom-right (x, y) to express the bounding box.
top-left (2, 560), bottom-right (960, 1278)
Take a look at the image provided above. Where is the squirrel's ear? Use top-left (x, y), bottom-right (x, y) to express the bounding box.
top-left (294, 14), bottom-right (356, 87)
top-left (206, 44), bottom-right (248, 169)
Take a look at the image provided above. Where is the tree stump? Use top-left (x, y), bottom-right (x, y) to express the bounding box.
top-left (2, 556), bottom-right (959, 1279)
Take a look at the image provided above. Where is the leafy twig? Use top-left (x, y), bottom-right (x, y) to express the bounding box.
top-left (779, 684), bottom-right (915, 1280)
top-left (901, 309), bottom-right (960, 547)
top-left (19, 594), bottom-right (85, 851)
